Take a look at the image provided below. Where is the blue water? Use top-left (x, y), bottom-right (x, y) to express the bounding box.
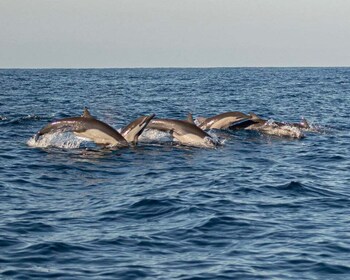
top-left (1, 68), bottom-right (350, 279)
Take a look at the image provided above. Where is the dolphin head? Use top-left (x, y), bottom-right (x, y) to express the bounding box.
top-left (121, 114), bottom-right (155, 145)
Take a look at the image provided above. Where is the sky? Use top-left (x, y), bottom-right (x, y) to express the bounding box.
top-left (1, 0), bottom-right (350, 68)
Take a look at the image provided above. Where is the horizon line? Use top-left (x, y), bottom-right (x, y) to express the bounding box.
top-left (1, 65), bottom-right (350, 70)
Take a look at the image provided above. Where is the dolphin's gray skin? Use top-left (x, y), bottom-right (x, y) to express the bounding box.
top-left (35, 109), bottom-right (155, 147)
top-left (147, 118), bottom-right (217, 148)
top-left (196, 111), bottom-right (250, 130)
top-left (121, 114), bottom-right (155, 144)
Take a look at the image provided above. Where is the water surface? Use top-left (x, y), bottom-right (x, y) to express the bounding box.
top-left (1, 68), bottom-right (350, 279)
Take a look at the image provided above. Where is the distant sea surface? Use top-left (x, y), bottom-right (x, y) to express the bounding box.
top-left (1, 68), bottom-right (350, 279)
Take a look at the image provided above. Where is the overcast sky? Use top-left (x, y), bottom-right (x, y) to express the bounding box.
top-left (1, 0), bottom-right (349, 68)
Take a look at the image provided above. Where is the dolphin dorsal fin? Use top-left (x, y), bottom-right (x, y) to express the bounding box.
top-left (186, 113), bottom-right (195, 124)
top-left (82, 107), bottom-right (94, 118)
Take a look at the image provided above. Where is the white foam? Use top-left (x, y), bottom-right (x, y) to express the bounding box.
top-left (27, 132), bottom-right (92, 149)
top-left (139, 129), bottom-right (172, 143)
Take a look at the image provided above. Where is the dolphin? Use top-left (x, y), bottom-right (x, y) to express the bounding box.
top-left (247, 113), bottom-right (310, 130)
top-left (196, 111), bottom-right (251, 130)
top-left (231, 112), bottom-right (305, 138)
top-left (35, 108), bottom-right (155, 147)
top-left (147, 118), bottom-right (218, 148)
top-left (121, 114), bottom-right (155, 144)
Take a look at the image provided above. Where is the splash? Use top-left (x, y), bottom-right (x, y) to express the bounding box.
top-left (27, 132), bottom-right (93, 149)
top-left (139, 129), bottom-right (172, 143)
top-left (300, 118), bottom-right (327, 133)
top-left (258, 120), bottom-right (305, 139)
top-left (207, 130), bottom-right (225, 145)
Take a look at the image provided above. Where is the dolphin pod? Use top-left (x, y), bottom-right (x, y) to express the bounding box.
top-left (33, 108), bottom-right (313, 149)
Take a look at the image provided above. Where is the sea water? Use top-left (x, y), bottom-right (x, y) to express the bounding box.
top-left (0, 68), bottom-right (350, 279)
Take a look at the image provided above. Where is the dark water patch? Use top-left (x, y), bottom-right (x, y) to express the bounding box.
top-left (0, 237), bottom-right (22, 248)
top-left (4, 221), bottom-right (55, 234)
top-left (313, 262), bottom-right (350, 274)
top-left (20, 241), bottom-right (91, 256)
top-left (196, 215), bottom-right (251, 232)
top-left (125, 198), bottom-right (183, 220)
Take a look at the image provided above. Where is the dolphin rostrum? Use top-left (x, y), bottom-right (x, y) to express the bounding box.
top-left (35, 108), bottom-right (155, 147)
top-left (196, 111), bottom-right (251, 130)
top-left (147, 118), bottom-right (218, 148)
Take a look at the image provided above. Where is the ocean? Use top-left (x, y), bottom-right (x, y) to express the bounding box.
top-left (0, 68), bottom-right (349, 279)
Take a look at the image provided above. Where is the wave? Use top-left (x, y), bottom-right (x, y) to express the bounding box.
top-left (126, 198), bottom-right (183, 219)
top-left (260, 181), bottom-right (350, 200)
top-left (0, 114), bottom-right (44, 125)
